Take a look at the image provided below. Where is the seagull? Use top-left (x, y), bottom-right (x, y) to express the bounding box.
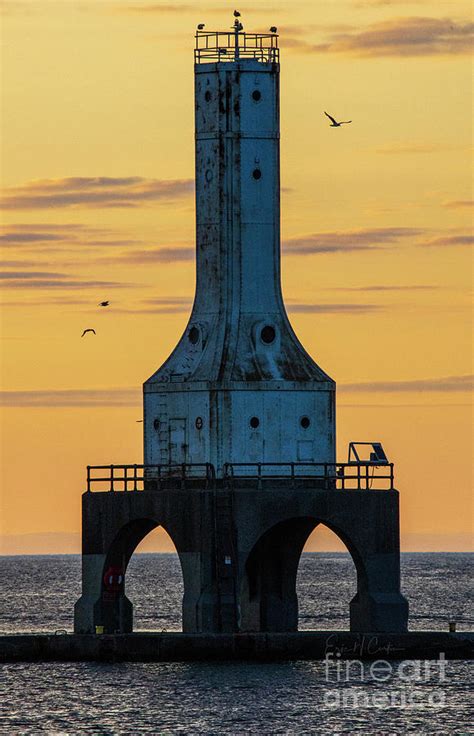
top-left (233, 9), bottom-right (241, 17)
top-left (81, 328), bottom-right (96, 337)
top-left (98, 300), bottom-right (109, 307)
top-left (324, 111), bottom-right (352, 127)
top-left (197, 23), bottom-right (205, 30)
top-left (270, 26), bottom-right (277, 33)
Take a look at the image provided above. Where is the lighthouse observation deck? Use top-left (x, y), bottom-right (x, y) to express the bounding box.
top-left (195, 30), bottom-right (279, 64)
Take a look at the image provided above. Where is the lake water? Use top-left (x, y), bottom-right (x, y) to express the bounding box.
top-left (0, 553), bottom-right (472, 734)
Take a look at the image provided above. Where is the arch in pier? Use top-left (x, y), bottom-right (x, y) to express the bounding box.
top-left (127, 526), bottom-right (185, 631)
top-left (100, 518), bottom-right (186, 631)
top-left (239, 517), bottom-right (367, 632)
top-left (296, 526), bottom-right (358, 630)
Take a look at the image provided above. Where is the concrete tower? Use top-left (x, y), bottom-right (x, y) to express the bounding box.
top-left (144, 26), bottom-right (335, 475)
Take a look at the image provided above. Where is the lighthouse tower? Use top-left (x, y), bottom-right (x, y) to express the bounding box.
top-left (144, 22), bottom-right (335, 475)
top-left (75, 19), bottom-right (408, 638)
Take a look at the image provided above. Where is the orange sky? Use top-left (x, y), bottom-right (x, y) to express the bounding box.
top-left (1, 0), bottom-right (472, 554)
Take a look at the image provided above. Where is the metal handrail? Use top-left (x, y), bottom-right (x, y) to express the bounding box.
top-left (86, 463), bottom-right (215, 493)
top-left (86, 462), bottom-right (394, 492)
top-left (195, 31), bottom-right (279, 64)
top-left (223, 462), bottom-right (395, 491)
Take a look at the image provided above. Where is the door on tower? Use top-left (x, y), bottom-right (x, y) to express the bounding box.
top-left (169, 418), bottom-right (187, 465)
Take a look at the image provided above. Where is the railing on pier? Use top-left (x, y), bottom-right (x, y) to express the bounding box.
top-left (223, 463), bottom-right (395, 491)
top-left (195, 31), bottom-right (279, 64)
top-left (86, 463), bottom-right (215, 493)
top-left (86, 462), bottom-right (394, 492)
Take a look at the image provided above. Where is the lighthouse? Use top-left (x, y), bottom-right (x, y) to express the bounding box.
top-left (75, 19), bottom-right (408, 637)
top-left (144, 22), bottom-right (335, 475)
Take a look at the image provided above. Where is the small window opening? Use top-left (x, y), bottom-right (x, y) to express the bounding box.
top-left (260, 325), bottom-right (276, 344)
top-left (188, 326), bottom-right (200, 345)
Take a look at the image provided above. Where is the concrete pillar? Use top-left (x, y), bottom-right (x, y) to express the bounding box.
top-left (349, 551), bottom-right (409, 632)
top-left (74, 554), bottom-right (134, 634)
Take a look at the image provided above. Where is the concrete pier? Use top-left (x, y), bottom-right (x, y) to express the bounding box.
top-left (74, 486), bottom-right (408, 636)
top-left (1, 632), bottom-right (472, 663)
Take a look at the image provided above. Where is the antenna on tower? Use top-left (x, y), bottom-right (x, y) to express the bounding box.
top-left (233, 10), bottom-right (243, 59)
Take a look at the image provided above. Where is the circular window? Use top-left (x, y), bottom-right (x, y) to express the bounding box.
top-left (195, 416), bottom-right (203, 430)
top-left (252, 169), bottom-right (262, 180)
top-left (188, 326), bottom-right (200, 345)
top-left (252, 90), bottom-right (261, 102)
top-left (250, 416), bottom-right (260, 429)
top-left (153, 419), bottom-right (160, 431)
top-left (204, 90), bottom-right (212, 102)
top-left (260, 325), bottom-right (276, 344)
top-left (300, 416), bottom-right (311, 429)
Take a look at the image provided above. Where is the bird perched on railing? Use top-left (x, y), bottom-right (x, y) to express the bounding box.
top-left (270, 26), bottom-right (277, 33)
top-left (197, 23), bottom-right (205, 30)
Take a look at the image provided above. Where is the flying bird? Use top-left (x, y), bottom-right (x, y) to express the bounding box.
top-left (197, 23), bottom-right (205, 30)
top-left (270, 26), bottom-right (277, 33)
top-left (98, 301), bottom-right (109, 307)
top-left (324, 111), bottom-right (352, 127)
top-left (81, 328), bottom-right (96, 337)
top-left (233, 9), bottom-right (241, 17)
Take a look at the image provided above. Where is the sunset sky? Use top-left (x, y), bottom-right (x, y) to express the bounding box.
top-left (1, 0), bottom-right (472, 554)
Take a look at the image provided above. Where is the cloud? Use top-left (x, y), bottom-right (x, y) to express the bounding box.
top-left (355, 0), bottom-right (436, 6)
top-left (376, 143), bottom-right (441, 154)
top-left (116, 4), bottom-right (275, 15)
top-left (1, 277), bottom-right (133, 290)
top-left (283, 227), bottom-right (422, 255)
top-left (0, 259), bottom-right (42, 268)
top-left (108, 296), bottom-right (193, 314)
top-left (327, 284), bottom-right (437, 291)
top-left (101, 246), bottom-right (195, 264)
top-left (0, 232), bottom-right (67, 244)
top-left (421, 235), bottom-right (473, 247)
top-left (118, 3), bottom-right (194, 12)
top-left (0, 297), bottom-right (91, 307)
top-left (376, 142), bottom-right (471, 155)
top-left (0, 223), bottom-right (145, 252)
top-left (341, 374), bottom-right (473, 392)
top-left (0, 387), bottom-right (141, 407)
top-left (144, 296), bottom-right (191, 305)
top-left (0, 271), bottom-right (68, 280)
top-left (443, 200), bottom-right (474, 209)
top-left (287, 303), bottom-right (381, 314)
top-left (1, 177), bottom-right (194, 210)
top-left (287, 17), bottom-right (474, 57)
